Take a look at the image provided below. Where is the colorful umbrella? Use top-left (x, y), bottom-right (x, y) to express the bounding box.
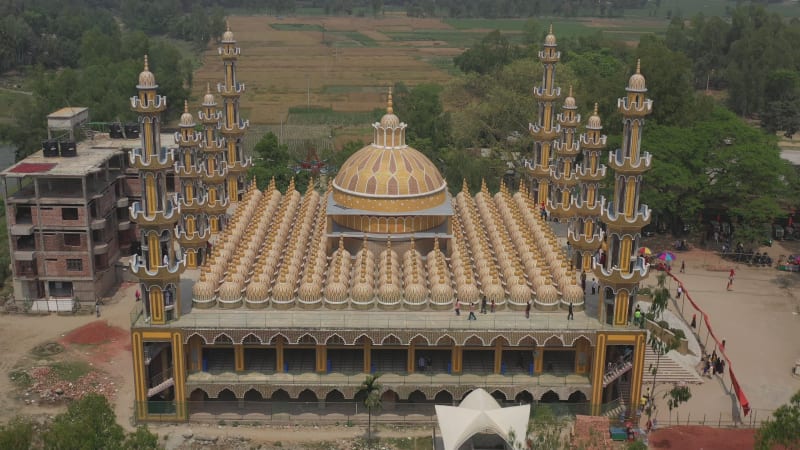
top-left (657, 251), bottom-right (676, 262)
top-left (637, 247), bottom-right (652, 256)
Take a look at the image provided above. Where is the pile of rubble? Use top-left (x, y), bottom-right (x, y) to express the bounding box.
top-left (23, 366), bottom-right (117, 404)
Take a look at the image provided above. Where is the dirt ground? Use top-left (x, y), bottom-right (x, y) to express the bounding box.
top-left (647, 425), bottom-right (756, 450)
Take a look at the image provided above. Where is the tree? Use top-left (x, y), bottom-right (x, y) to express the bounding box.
top-left (43, 394), bottom-right (126, 449)
top-left (755, 389), bottom-right (800, 450)
top-left (357, 373), bottom-right (382, 444)
top-left (454, 30), bottom-right (524, 75)
top-left (248, 132), bottom-right (297, 191)
top-left (761, 69), bottom-right (800, 137)
top-left (124, 425), bottom-right (160, 449)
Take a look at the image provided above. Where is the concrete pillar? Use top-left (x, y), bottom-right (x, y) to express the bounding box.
top-left (234, 344), bottom-right (244, 372)
top-left (363, 341), bottom-right (372, 374)
top-left (494, 341), bottom-right (503, 374)
top-left (276, 340), bottom-right (284, 373)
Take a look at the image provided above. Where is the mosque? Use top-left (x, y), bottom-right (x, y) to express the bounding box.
top-left (130, 25), bottom-right (652, 423)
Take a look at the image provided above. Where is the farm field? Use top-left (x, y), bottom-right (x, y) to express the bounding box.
top-left (191, 13), bottom-right (671, 129)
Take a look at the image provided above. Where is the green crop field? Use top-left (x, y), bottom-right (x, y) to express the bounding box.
top-left (270, 23), bottom-right (325, 32)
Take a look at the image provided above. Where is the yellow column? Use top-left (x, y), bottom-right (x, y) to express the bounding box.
top-left (534, 348), bottom-right (544, 374)
top-left (171, 332), bottom-right (187, 420)
top-left (187, 339), bottom-right (202, 372)
top-left (590, 334), bottom-right (608, 415)
top-left (149, 287), bottom-right (165, 325)
top-left (628, 333), bottom-right (647, 420)
top-left (407, 345), bottom-right (415, 374)
top-left (452, 345), bottom-right (462, 374)
top-left (131, 331), bottom-right (148, 421)
top-left (315, 344), bottom-right (327, 373)
top-left (614, 291), bottom-right (630, 326)
top-left (234, 345), bottom-right (245, 372)
top-left (276, 341), bottom-right (284, 373)
top-left (363, 341), bottom-right (372, 374)
top-left (494, 341), bottom-right (503, 374)
top-left (187, 250), bottom-right (197, 268)
top-left (575, 339), bottom-right (589, 374)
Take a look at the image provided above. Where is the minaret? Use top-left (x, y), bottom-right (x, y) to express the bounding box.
top-left (527, 24), bottom-right (562, 207)
top-left (129, 55), bottom-right (186, 324)
top-left (569, 103), bottom-right (607, 272)
top-left (174, 101), bottom-right (209, 268)
top-left (594, 60), bottom-right (653, 326)
top-left (218, 23), bottom-right (251, 203)
top-left (548, 86), bottom-right (581, 222)
top-left (198, 84), bottom-right (229, 233)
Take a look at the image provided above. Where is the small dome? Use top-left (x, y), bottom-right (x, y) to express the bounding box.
top-left (138, 55), bottom-right (156, 88)
top-left (202, 83), bottom-right (216, 106)
top-left (563, 86), bottom-right (576, 108)
top-left (586, 103), bottom-right (602, 129)
top-left (222, 23), bottom-right (235, 42)
top-left (179, 100), bottom-right (194, 127)
top-left (544, 24), bottom-right (557, 46)
top-left (627, 59), bottom-right (647, 92)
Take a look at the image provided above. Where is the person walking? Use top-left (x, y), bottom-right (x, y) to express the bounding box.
top-left (591, 279), bottom-right (598, 295)
top-left (480, 296), bottom-right (487, 314)
top-left (680, 260), bottom-right (685, 273)
top-left (468, 302), bottom-right (477, 320)
top-left (490, 299), bottom-right (495, 313)
top-left (676, 285), bottom-right (683, 299)
top-left (455, 300), bottom-right (461, 316)
top-left (567, 302), bottom-right (574, 320)
top-left (580, 272), bottom-right (587, 292)
top-left (690, 313), bottom-right (696, 329)
top-left (95, 302), bottom-right (100, 318)
top-left (726, 277), bottom-right (733, 291)
top-left (633, 305), bottom-right (642, 326)
top-left (135, 289), bottom-right (141, 302)
top-left (525, 301), bottom-right (531, 319)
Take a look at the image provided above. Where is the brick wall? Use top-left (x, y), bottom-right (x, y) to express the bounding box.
top-left (41, 232), bottom-right (88, 252)
top-left (36, 205), bottom-right (87, 227)
top-left (43, 255), bottom-right (90, 277)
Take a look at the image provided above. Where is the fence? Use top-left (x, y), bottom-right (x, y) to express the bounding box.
top-left (650, 407), bottom-right (774, 429)
top-left (137, 399), bottom-right (603, 424)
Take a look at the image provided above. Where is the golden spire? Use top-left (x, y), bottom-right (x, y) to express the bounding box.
top-left (636, 58), bottom-right (641, 74)
top-left (569, 85), bottom-right (573, 97)
top-left (226, 20), bottom-right (231, 32)
top-left (184, 100), bottom-right (189, 114)
top-left (549, 23), bottom-right (553, 34)
top-left (387, 87), bottom-right (394, 114)
top-left (206, 82), bottom-right (211, 94)
top-left (461, 178), bottom-right (469, 194)
top-left (594, 102), bottom-right (599, 115)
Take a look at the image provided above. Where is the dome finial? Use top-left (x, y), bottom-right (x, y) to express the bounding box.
top-left (569, 85), bottom-right (573, 97)
top-left (636, 58), bottom-right (641, 74)
top-left (206, 82), bottom-right (211, 94)
top-left (226, 20), bottom-right (231, 32)
top-left (183, 100), bottom-right (189, 114)
top-left (549, 23), bottom-right (553, 35)
top-left (593, 102), bottom-right (599, 115)
top-left (387, 87), bottom-right (393, 114)
top-left (143, 54), bottom-right (149, 71)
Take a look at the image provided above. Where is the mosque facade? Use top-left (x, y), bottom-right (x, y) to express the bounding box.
top-left (130, 26), bottom-right (652, 422)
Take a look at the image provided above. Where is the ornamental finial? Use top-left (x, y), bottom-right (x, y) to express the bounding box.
top-left (143, 54), bottom-right (149, 71)
top-left (636, 58), bottom-right (641, 74)
top-left (387, 87), bottom-right (393, 114)
top-left (206, 82), bottom-right (211, 94)
top-left (549, 23), bottom-right (553, 34)
top-left (569, 85), bottom-right (573, 97)
top-left (184, 100), bottom-right (189, 113)
top-left (593, 103), bottom-right (599, 115)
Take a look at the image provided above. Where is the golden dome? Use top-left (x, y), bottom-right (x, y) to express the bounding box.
top-left (222, 23), bottom-right (235, 42)
top-left (627, 59), bottom-right (647, 92)
top-left (179, 100), bottom-right (194, 127)
top-left (203, 83), bottom-right (216, 106)
top-left (586, 103), bottom-right (602, 129)
top-left (332, 91), bottom-right (447, 212)
top-left (544, 24), bottom-right (557, 46)
top-left (138, 55), bottom-right (156, 88)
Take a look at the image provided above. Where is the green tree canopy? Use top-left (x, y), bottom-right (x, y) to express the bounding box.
top-left (755, 389), bottom-right (800, 450)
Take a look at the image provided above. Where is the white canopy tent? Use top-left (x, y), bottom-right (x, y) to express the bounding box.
top-left (435, 388), bottom-right (531, 450)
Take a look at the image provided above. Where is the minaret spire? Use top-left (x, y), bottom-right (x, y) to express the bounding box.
top-left (387, 86), bottom-right (393, 114)
top-left (526, 23), bottom-right (562, 207)
top-left (549, 82), bottom-right (581, 221)
top-left (130, 56), bottom-right (186, 325)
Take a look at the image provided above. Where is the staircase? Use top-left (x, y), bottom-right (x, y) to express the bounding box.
top-left (147, 377), bottom-right (174, 398)
top-left (603, 361), bottom-right (632, 387)
top-left (643, 348), bottom-right (704, 385)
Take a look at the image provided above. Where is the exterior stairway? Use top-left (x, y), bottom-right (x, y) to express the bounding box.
top-left (643, 347), bottom-right (704, 385)
top-left (603, 360), bottom-right (632, 387)
top-left (147, 377), bottom-right (174, 398)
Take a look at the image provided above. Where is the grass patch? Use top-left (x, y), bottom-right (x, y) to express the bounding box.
top-left (50, 361), bottom-right (91, 382)
top-left (384, 30), bottom-right (481, 47)
top-left (342, 31), bottom-right (378, 47)
top-left (270, 23), bottom-right (325, 32)
top-left (287, 106), bottom-right (383, 126)
top-left (9, 370), bottom-right (32, 388)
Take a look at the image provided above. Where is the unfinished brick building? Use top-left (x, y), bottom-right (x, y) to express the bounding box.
top-left (1, 108), bottom-right (176, 309)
